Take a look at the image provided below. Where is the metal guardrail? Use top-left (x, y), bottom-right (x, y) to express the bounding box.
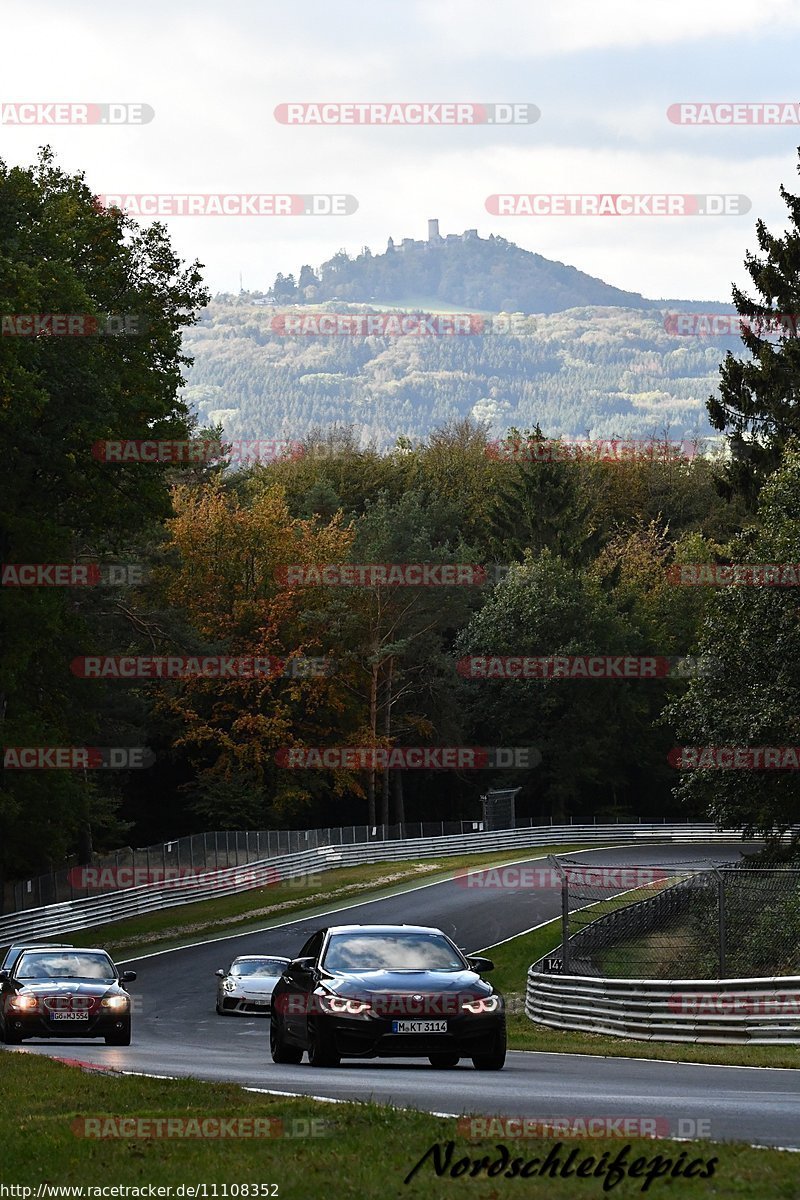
top-left (0, 822), bottom-right (751, 944)
top-left (525, 971), bottom-right (800, 1044)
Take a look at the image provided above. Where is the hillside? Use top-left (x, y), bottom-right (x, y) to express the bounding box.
top-left (265, 225), bottom-right (652, 313)
top-left (181, 301), bottom-right (738, 450)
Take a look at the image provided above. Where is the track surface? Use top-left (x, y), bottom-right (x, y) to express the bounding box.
top-left (7, 843), bottom-right (800, 1149)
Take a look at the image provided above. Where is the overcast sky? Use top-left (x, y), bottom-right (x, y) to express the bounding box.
top-left (4, 0), bottom-right (800, 302)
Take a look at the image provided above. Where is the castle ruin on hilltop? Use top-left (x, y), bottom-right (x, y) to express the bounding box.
top-left (386, 219), bottom-right (479, 254)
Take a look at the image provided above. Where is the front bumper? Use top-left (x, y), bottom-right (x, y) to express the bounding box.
top-left (322, 1013), bottom-right (505, 1058)
top-left (4, 1010), bottom-right (130, 1040)
top-left (219, 993), bottom-right (274, 1014)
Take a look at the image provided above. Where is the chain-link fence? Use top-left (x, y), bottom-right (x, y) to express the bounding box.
top-left (2, 821), bottom-right (481, 914)
top-left (539, 856), bottom-right (800, 979)
top-left (2, 814), bottom-right (705, 915)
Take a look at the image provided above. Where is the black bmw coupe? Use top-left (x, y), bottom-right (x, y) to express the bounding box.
top-left (269, 923), bottom-right (505, 1070)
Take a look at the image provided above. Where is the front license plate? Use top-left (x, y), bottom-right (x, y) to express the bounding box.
top-left (391, 1020), bottom-right (448, 1034)
top-left (51, 1012), bottom-right (89, 1021)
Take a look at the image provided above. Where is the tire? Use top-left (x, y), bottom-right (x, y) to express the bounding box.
top-left (215, 1001), bottom-right (227, 1015)
top-left (270, 1018), bottom-right (303, 1065)
top-left (428, 1053), bottom-right (460, 1068)
top-left (2, 1022), bottom-right (21, 1045)
top-left (471, 1031), bottom-right (506, 1071)
top-left (104, 1026), bottom-right (131, 1047)
top-left (306, 1022), bottom-right (340, 1068)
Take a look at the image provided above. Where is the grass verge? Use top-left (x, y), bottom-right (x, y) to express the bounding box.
top-left (489, 920), bottom-right (800, 1069)
top-left (1, 1052), bottom-right (795, 1198)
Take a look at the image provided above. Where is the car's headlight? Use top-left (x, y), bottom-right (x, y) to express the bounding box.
top-left (318, 994), bottom-right (371, 1016)
top-left (101, 995), bottom-right (130, 1009)
top-left (10, 994), bottom-right (38, 1010)
top-left (461, 995), bottom-right (500, 1014)
top-left (223, 978), bottom-right (238, 992)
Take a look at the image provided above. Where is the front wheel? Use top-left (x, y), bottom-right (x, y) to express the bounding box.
top-left (270, 1018), bottom-right (303, 1064)
top-left (471, 1031), bottom-right (506, 1071)
top-left (307, 1022), bottom-right (340, 1068)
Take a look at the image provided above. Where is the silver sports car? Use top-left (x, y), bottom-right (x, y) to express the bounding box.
top-left (215, 955), bottom-right (290, 1015)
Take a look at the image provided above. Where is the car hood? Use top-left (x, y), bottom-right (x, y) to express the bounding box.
top-left (227, 977), bottom-right (279, 992)
top-left (12, 980), bottom-right (123, 997)
top-left (322, 969), bottom-right (493, 999)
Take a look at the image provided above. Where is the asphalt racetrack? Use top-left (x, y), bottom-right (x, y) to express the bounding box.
top-left (7, 842), bottom-right (800, 1150)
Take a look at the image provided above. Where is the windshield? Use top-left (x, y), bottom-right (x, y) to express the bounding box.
top-left (15, 952), bottom-right (116, 981)
top-left (231, 959), bottom-right (286, 977)
top-left (322, 932), bottom-right (465, 972)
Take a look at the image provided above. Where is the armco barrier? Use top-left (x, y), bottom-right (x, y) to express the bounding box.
top-left (525, 971), bottom-right (800, 1044)
top-left (0, 823), bottom-right (753, 944)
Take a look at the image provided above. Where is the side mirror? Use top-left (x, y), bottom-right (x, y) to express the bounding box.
top-left (120, 970), bottom-right (137, 983)
top-left (0, 970), bottom-right (8, 983)
top-left (468, 956), bottom-right (494, 973)
top-left (289, 956), bottom-right (315, 973)
top-left (215, 969), bottom-right (225, 978)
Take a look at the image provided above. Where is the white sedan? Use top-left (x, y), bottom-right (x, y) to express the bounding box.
top-left (215, 955), bottom-right (290, 1015)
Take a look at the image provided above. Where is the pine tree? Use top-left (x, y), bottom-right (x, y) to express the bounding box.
top-left (708, 150), bottom-right (800, 507)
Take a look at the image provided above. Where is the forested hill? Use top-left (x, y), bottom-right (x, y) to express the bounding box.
top-left (265, 230), bottom-right (652, 312)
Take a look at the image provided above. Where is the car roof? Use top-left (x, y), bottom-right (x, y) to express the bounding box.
top-left (324, 924), bottom-right (445, 936)
top-left (16, 946), bottom-right (110, 957)
top-left (6, 942), bottom-right (73, 951)
top-left (232, 954), bottom-right (290, 961)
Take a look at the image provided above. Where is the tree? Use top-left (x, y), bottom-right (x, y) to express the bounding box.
top-left (160, 479), bottom-right (357, 827)
top-left (488, 428), bottom-right (603, 565)
top-left (0, 148), bottom-right (207, 888)
top-left (708, 149), bottom-right (800, 507)
top-left (663, 444), bottom-right (800, 843)
top-left (454, 552), bottom-right (657, 822)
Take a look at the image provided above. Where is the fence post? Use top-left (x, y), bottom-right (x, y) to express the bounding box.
top-left (561, 874), bottom-right (570, 973)
top-left (548, 854), bottom-right (568, 973)
top-left (717, 871), bottom-right (727, 977)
